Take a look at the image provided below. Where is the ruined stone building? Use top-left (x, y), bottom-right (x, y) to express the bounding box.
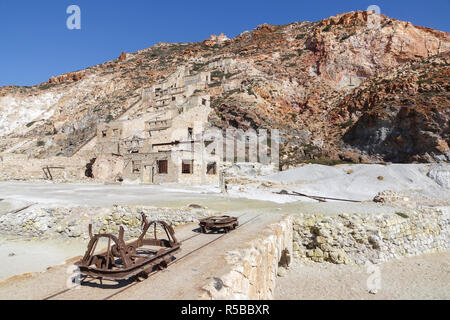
top-left (92, 68), bottom-right (221, 185)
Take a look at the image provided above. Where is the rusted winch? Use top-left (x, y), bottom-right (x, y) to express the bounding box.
top-left (199, 216), bottom-right (239, 234)
top-left (75, 213), bottom-right (180, 281)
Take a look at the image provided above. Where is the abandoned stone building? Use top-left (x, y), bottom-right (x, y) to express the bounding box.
top-left (91, 68), bottom-right (221, 185)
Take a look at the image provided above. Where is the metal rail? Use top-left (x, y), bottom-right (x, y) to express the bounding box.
top-left (42, 212), bottom-right (256, 300)
top-left (102, 214), bottom-right (259, 301)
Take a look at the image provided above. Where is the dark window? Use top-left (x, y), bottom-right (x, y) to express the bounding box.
top-left (172, 96), bottom-right (176, 101)
top-left (188, 128), bottom-right (193, 140)
top-left (102, 130), bottom-right (107, 137)
top-left (132, 161), bottom-right (141, 173)
top-left (182, 160), bottom-right (194, 174)
top-left (207, 162), bottom-right (217, 175)
top-left (202, 98), bottom-right (207, 106)
top-left (157, 160), bottom-right (168, 174)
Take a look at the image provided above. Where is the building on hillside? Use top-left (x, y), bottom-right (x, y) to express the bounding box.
top-left (94, 69), bottom-right (221, 185)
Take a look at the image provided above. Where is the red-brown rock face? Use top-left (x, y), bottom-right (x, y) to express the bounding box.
top-left (49, 71), bottom-right (85, 84)
top-left (118, 52), bottom-right (127, 61)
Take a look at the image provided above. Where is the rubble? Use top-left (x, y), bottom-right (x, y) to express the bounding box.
top-left (373, 190), bottom-right (413, 205)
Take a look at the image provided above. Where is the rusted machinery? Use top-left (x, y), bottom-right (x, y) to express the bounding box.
top-left (75, 213), bottom-right (180, 281)
top-left (199, 216), bottom-right (239, 234)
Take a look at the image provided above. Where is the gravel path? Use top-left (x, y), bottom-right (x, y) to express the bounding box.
top-left (275, 252), bottom-right (450, 300)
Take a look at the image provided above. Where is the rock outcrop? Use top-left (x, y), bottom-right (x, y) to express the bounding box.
top-left (340, 53), bottom-right (450, 162)
top-left (203, 33), bottom-right (230, 47)
top-left (118, 51), bottom-right (127, 61)
top-left (49, 71), bottom-right (85, 84)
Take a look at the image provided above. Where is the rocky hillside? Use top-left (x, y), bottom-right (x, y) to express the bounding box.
top-left (339, 54), bottom-right (449, 163)
top-left (0, 11), bottom-right (448, 166)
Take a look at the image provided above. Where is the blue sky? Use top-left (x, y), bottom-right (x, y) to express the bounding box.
top-left (0, 0), bottom-right (449, 86)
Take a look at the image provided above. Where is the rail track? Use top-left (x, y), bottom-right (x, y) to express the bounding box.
top-left (42, 212), bottom-right (259, 300)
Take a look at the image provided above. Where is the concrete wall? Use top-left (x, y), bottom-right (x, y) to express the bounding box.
top-left (200, 216), bottom-right (293, 300)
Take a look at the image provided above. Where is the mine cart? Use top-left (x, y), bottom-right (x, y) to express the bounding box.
top-left (75, 213), bottom-right (180, 281)
top-left (199, 216), bottom-right (239, 234)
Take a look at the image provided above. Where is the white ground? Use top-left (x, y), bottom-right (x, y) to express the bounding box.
top-left (1, 164), bottom-right (448, 207)
top-left (0, 237), bottom-right (87, 281)
top-left (229, 163), bottom-right (450, 205)
top-left (0, 199), bottom-right (33, 216)
top-left (275, 252), bottom-right (450, 300)
top-left (0, 182), bottom-right (221, 208)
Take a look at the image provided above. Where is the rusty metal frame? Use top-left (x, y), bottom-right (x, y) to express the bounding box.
top-left (75, 213), bottom-right (180, 281)
top-left (199, 216), bottom-right (239, 234)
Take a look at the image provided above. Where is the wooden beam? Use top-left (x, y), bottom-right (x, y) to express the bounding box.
top-left (275, 190), bottom-right (361, 203)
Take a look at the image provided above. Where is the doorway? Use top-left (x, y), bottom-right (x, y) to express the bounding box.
top-left (143, 165), bottom-right (154, 183)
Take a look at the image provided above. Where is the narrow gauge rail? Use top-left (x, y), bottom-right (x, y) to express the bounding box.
top-left (42, 212), bottom-right (257, 300)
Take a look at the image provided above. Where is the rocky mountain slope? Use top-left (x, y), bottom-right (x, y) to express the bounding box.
top-left (339, 54), bottom-right (449, 163)
top-left (0, 11), bottom-right (449, 166)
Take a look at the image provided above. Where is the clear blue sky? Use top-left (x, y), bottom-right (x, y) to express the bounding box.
top-left (1, 0), bottom-right (449, 86)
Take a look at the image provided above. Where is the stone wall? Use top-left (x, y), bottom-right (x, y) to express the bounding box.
top-left (292, 207), bottom-right (449, 265)
top-left (0, 155), bottom-right (88, 181)
top-left (0, 205), bottom-right (214, 240)
top-left (92, 154), bottom-right (124, 181)
top-left (200, 216), bottom-right (293, 300)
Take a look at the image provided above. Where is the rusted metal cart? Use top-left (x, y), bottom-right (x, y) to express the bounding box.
top-left (75, 213), bottom-right (180, 281)
top-left (199, 216), bottom-right (239, 234)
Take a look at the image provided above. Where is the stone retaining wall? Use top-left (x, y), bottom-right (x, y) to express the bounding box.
top-left (292, 207), bottom-right (449, 265)
top-left (0, 155), bottom-right (88, 181)
top-left (0, 205), bottom-right (213, 239)
top-left (200, 216), bottom-right (293, 300)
